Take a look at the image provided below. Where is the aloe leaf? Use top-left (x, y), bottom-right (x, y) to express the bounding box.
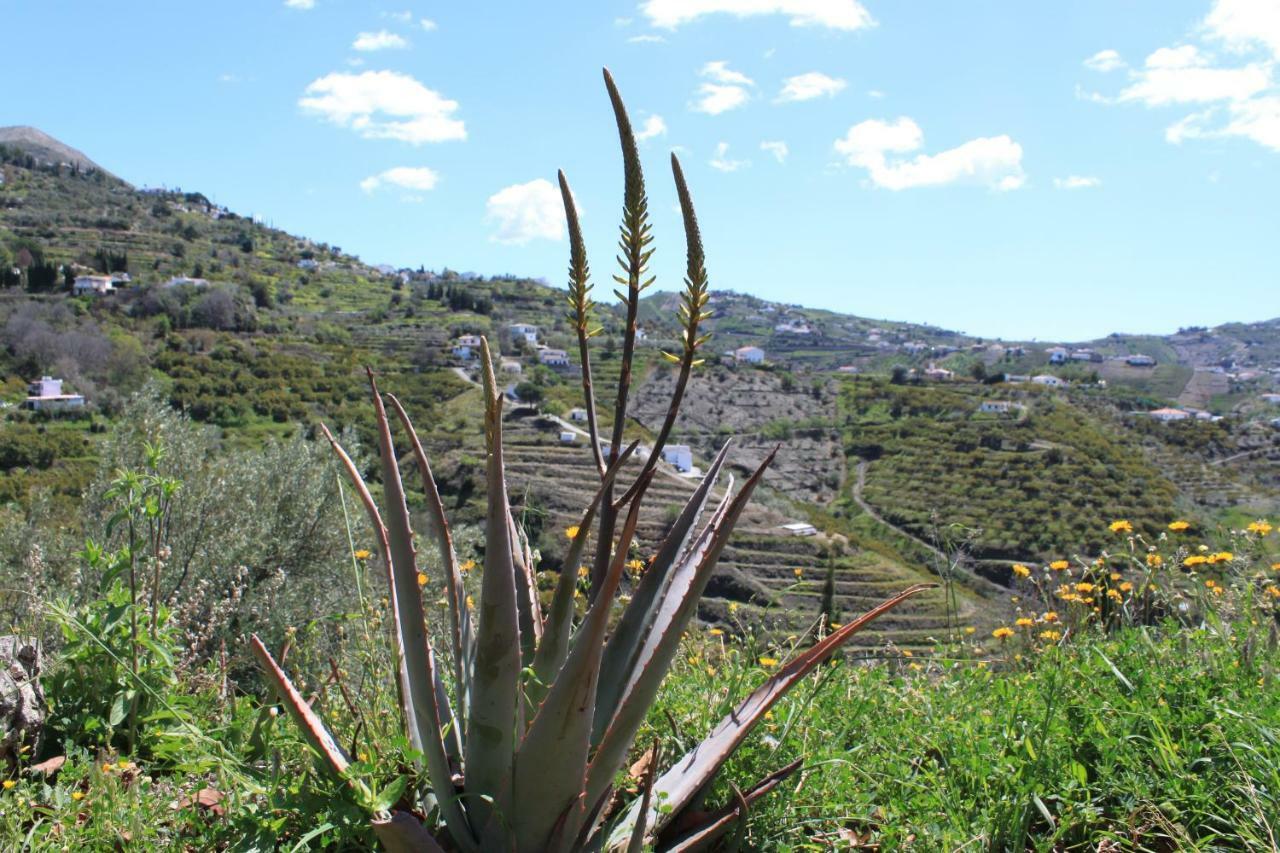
top-left (510, 477), bottom-right (650, 853)
top-left (595, 440), bottom-right (733, 738)
top-left (532, 440), bottom-right (639, 691)
top-left (249, 634), bottom-right (349, 778)
top-left (510, 510), bottom-right (541, 667)
top-left (386, 393), bottom-right (474, 724)
top-left (585, 451), bottom-right (776, 815)
top-left (319, 423), bottom-right (476, 852)
top-left (371, 811), bottom-right (448, 853)
top-left (619, 584), bottom-right (936, 845)
top-left (625, 740), bottom-right (660, 853)
top-left (465, 337), bottom-right (522, 841)
top-left (656, 759), bottom-right (801, 853)
top-left (559, 168), bottom-right (606, 478)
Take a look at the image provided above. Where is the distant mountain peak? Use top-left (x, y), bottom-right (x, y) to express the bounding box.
top-left (0, 125), bottom-right (111, 176)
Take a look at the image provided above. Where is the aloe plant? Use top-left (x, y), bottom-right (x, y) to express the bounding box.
top-left (251, 68), bottom-right (932, 852)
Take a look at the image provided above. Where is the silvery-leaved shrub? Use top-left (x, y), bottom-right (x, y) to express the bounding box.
top-left (253, 69), bottom-right (930, 853)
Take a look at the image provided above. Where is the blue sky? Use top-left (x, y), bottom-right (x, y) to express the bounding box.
top-left (6, 0), bottom-right (1279, 340)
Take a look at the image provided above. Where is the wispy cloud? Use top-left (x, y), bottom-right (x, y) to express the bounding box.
top-left (691, 61), bottom-right (754, 114)
top-left (834, 117), bottom-right (1025, 191)
top-left (776, 71), bottom-right (846, 102)
top-left (299, 70), bottom-right (465, 144)
top-left (636, 115), bottom-right (668, 141)
top-left (1053, 175), bottom-right (1101, 189)
top-left (360, 166), bottom-right (440, 196)
top-left (353, 30), bottom-right (409, 51)
top-left (486, 179), bottom-right (565, 244)
top-left (760, 140), bottom-right (788, 162)
top-left (628, 34), bottom-right (665, 44)
top-left (709, 141), bottom-right (749, 172)
top-left (1083, 49), bottom-right (1125, 72)
top-left (641, 0), bottom-right (874, 31)
top-left (420, 18), bottom-right (438, 31)
top-left (284, 0), bottom-right (314, 9)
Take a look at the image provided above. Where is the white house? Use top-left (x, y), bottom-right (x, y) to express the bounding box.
top-left (538, 348), bottom-right (570, 367)
top-left (1032, 374), bottom-right (1067, 387)
top-left (1260, 393), bottom-right (1280, 405)
top-left (837, 365), bottom-right (860, 374)
top-left (568, 407), bottom-right (588, 422)
top-left (509, 323), bottom-right (538, 344)
top-left (452, 344), bottom-right (475, 361)
top-left (24, 377), bottom-right (85, 412)
top-left (979, 400), bottom-right (1015, 414)
top-left (73, 275), bottom-right (114, 296)
top-left (1005, 374), bottom-right (1031, 383)
top-left (779, 522), bottom-right (817, 537)
top-left (1148, 407), bottom-right (1190, 422)
top-left (296, 259), bottom-right (319, 271)
top-left (903, 341), bottom-right (929, 355)
top-left (455, 334), bottom-right (481, 348)
top-left (499, 359), bottom-right (522, 374)
top-left (923, 366), bottom-right (954, 382)
top-left (162, 276), bottom-right (210, 288)
top-left (661, 444), bottom-right (693, 473)
top-left (1070, 349), bottom-right (1101, 362)
top-left (1046, 346), bottom-right (1069, 364)
top-left (559, 431), bottom-right (577, 444)
top-left (1126, 354), bottom-right (1157, 367)
top-left (734, 345), bottom-right (765, 364)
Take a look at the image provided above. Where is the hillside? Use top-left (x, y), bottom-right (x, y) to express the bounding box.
top-left (0, 125), bottom-right (109, 174)
top-left (1, 129), bottom-right (1277, 646)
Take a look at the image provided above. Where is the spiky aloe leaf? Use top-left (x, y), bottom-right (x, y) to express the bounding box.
top-left (386, 393), bottom-right (474, 724)
top-left (249, 634), bottom-right (349, 778)
top-left (319, 423), bottom-right (476, 851)
top-left (625, 741), bottom-right (660, 853)
top-left (656, 759), bottom-right (801, 853)
top-left (510, 511), bottom-right (541, 667)
top-left (532, 440), bottom-right (640, 694)
top-left (466, 337), bottom-right (522, 842)
top-left (584, 450), bottom-right (776, 815)
top-left (510, 475), bottom-right (651, 853)
top-left (372, 811), bottom-right (448, 853)
top-left (594, 440), bottom-right (734, 739)
top-left (611, 584), bottom-right (937, 846)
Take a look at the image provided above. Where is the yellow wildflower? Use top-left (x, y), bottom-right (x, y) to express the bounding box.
top-left (1050, 560), bottom-right (1070, 571)
top-left (1015, 617), bottom-right (1034, 628)
top-left (577, 565), bottom-right (589, 578)
top-left (1109, 520), bottom-right (1134, 534)
top-left (728, 602), bottom-right (739, 614)
top-left (565, 525), bottom-right (580, 540)
top-left (1075, 582), bottom-right (1095, 594)
top-left (758, 656), bottom-right (779, 668)
top-left (1146, 554), bottom-right (1163, 568)
top-left (1110, 572), bottom-right (1122, 581)
top-left (466, 595), bottom-right (475, 610)
top-left (1168, 520), bottom-right (1190, 532)
top-left (1042, 611), bottom-right (1059, 622)
top-left (460, 559), bottom-right (476, 572)
top-left (793, 567), bottom-right (803, 578)
top-left (1273, 562), bottom-right (1280, 571)
top-left (1012, 563), bottom-right (1031, 579)
top-left (1119, 581), bottom-right (1134, 593)
top-left (626, 558), bottom-right (646, 574)
top-left (708, 628), bottom-right (723, 637)
top-left (2, 780), bottom-right (14, 790)
top-left (71, 791), bottom-right (84, 801)
top-left (1039, 630), bottom-right (1062, 642)
top-left (992, 626), bottom-right (1015, 640)
top-left (353, 549), bottom-right (372, 560)
top-left (1264, 586), bottom-right (1280, 600)
top-left (1184, 555), bottom-right (1208, 567)
top-left (963, 626), bottom-right (976, 635)
top-left (1210, 551), bottom-right (1234, 564)
top-left (1246, 520), bottom-right (1273, 537)
top-left (1107, 588), bottom-right (1122, 602)
top-left (417, 572), bottom-right (427, 587)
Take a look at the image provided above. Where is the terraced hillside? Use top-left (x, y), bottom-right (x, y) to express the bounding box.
top-left (500, 411), bottom-right (978, 651)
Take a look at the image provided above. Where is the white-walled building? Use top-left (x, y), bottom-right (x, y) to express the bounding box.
top-left (162, 276), bottom-right (210, 288)
top-left (979, 400), bottom-right (1015, 414)
top-left (1126, 354), bottom-right (1157, 367)
top-left (1046, 346), bottom-right (1069, 364)
top-left (73, 275), bottom-right (114, 296)
top-left (568, 407), bottom-right (588, 422)
top-left (1148, 407), bottom-right (1190, 422)
top-left (661, 444), bottom-right (693, 473)
top-left (538, 348), bottom-right (570, 367)
top-left (779, 522), bottom-right (817, 537)
top-left (24, 377), bottom-right (85, 412)
top-left (733, 345), bottom-right (764, 364)
top-left (509, 323), bottom-right (538, 344)
top-left (1032, 374), bottom-right (1067, 387)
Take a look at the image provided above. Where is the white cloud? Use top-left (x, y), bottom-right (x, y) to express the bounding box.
top-left (1202, 0), bottom-right (1280, 60)
top-left (1166, 96), bottom-right (1280, 151)
top-left (760, 140), bottom-right (788, 162)
top-left (299, 70), bottom-right (465, 144)
top-left (361, 166), bottom-right (440, 196)
top-left (834, 117), bottom-right (1026, 191)
top-left (1053, 175), bottom-right (1101, 189)
top-left (691, 61), bottom-right (754, 114)
top-left (353, 30), bottom-right (409, 51)
top-left (1117, 46), bottom-right (1270, 106)
top-left (1083, 49), bottom-right (1125, 72)
top-left (636, 115), bottom-right (668, 141)
top-left (384, 10), bottom-right (412, 23)
top-left (866, 88), bottom-right (886, 99)
top-left (641, 0), bottom-right (874, 31)
top-left (420, 18), bottom-right (438, 31)
top-left (776, 71), bottom-right (846, 102)
top-left (628, 34), bottom-right (666, 43)
top-left (284, 0), bottom-right (314, 9)
top-left (709, 142), bottom-right (749, 172)
top-left (486, 179), bottom-right (565, 245)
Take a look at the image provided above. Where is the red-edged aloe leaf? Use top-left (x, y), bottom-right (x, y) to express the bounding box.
top-left (510, 475), bottom-right (651, 853)
top-left (594, 440), bottom-right (733, 739)
top-left (386, 393), bottom-right (474, 725)
top-left (531, 440), bottom-right (639, 690)
top-left (372, 811), bottom-right (448, 853)
top-left (319, 422), bottom-right (476, 852)
top-left (625, 740), bottom-right (661, 853)
top-left (625, 584), bottom-right (936, 845)
top-left (585, 451), bottom-right (776, 815)
top-left (249, 634), bottom-right (349, 778)
top-left (465, 337), bottom-right (521, 841)
top-left (658, 759), bottom-right (801, 853)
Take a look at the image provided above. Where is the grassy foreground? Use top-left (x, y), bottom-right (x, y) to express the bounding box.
top-left (3, 608), bottom-right (1277, 849)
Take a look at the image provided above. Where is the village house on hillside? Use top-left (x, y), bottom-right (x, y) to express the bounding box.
top-left (162, 275), bottom-right (210, 288)
top-left (72, 274), bottom-right (113, 295)
top-left (1126, 354), bottom-right (1157, 366)
top-left (1148, 407), bottom-right (1190, 422)
top-left (1032, 374), bottom-right (1067, 387)
top-left (660, 444), bottom-right (693, 473)
top-left (733, 345), bottom-right (764, 364)
top-left (1070, 348), bottom-right (1102, 363)
top-left (452, 334), bottom-right (481, 360)
top-left (1046, 346), bottom-right (1069, 364)
top-left (1260, 393), bottom-right (1280, 405)
top-left (978, 400), bottom-right (1016, 414)
top-left (779, 521), bottom-right (817, 537)
top-left (537, 347), bottom-right (570, 367)
top-left (923, 365), bottom-right (954, 382)
top-left (508, 323), bottom-right (538, 344)
top-left (24, 376), bottom-right (85, 412)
